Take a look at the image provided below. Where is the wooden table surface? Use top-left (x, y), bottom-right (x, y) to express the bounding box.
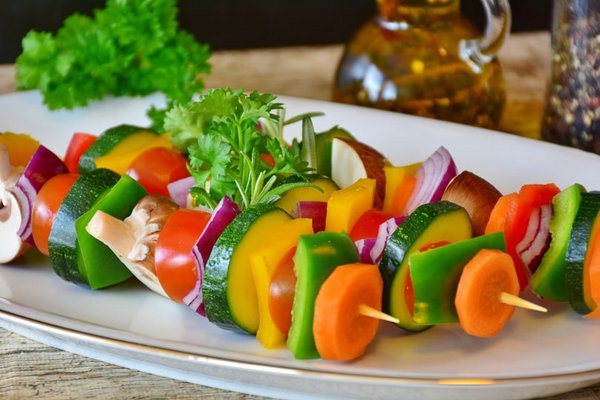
top-left (2, 31), bottom-right (600, 400)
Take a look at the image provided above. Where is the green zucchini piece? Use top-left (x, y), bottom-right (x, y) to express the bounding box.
top-left (409, 232), bottom-right (506, 325)
top-left (77, 124), bottom-right (152, 173)
top-left (287, 231), bottom-right (359, 360)
top-left (566, 191), bottom-right (600, 314)
top-left (531, 184), bottom-right (585, 301)
top-left (203, 204), bottom-right (291, 334)
top-left (48, 169), bottom-right (120, 284)
top-left (75, 174), bottom-right (147, 289)
top-left (314, 126), bottom-right (355, 177)
top-left (379, 201), bottom-right (472, 331)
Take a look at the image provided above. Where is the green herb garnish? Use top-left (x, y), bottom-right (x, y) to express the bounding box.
top-left (15, 0), bottom-right (211, 131)
top-left (164, 88), bottom-right (317, 209)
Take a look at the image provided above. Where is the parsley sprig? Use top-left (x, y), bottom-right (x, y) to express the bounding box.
top-left (164, 88), bottom-right (317, 209)
top-left (16, 0), bottom-right (210, 130)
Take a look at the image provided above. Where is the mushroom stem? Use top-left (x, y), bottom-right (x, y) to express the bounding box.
top-left (86, 210), bottom-right (136, 258)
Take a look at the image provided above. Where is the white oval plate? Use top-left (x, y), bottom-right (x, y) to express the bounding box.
top-left (1, 91), bottom-right (600, 400)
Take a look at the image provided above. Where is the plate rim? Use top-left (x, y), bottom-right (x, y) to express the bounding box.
top-left (3, 306), bottom-right (600, 387)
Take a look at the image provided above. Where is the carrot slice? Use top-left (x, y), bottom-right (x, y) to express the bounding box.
top-left (313, 263), bottom-right (383, 361)
top-left (484, 193), bottom-right (518, 235)
top-left (455, 249), bottom-right (520, 338)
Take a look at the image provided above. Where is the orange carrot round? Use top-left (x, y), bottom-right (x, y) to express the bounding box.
top-left (484, 192), bottom-right (518, 235)
top-left (313, 263), bottom-right (383, 361)
top-left (455, 249), bottom-right (519, 338)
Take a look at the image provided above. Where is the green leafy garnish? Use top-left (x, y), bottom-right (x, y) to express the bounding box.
top-left (165, 88), bottom-right (317, 209)
top-left (15, 0), bottom-right (211, 130)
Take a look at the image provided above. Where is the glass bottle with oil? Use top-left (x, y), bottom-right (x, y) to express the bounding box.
top-left (333, 0), bottom-right (511, 129)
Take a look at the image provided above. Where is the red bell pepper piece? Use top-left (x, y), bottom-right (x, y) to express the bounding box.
top-left (504, 183), bottom-right (560, 290)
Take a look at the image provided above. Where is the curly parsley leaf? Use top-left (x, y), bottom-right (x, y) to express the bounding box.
top-left (16, 0), bottom-right (210, 129)
top-left (167, 88), bottom-right (317, 209)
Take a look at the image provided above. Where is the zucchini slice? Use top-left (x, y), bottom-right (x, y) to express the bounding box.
top-left (566, 191), bottom-right (600, 314)
top-left (48, 169), bottom-right (120, 284)
top-left (379, 200), bottom-right (472, 331)
top-left (78, 124), bottom-right (164, 174)
top-left (203, 204), bottom-right (291, 334)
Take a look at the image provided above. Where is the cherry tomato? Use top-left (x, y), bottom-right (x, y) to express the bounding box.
top-left (64, 132), bottom-right (96, 173)
top-left (126, 147), bottom-right (190, 197)
top-left (155, 209), bottom-right (211, 303)
top-left (349, 209), bottom-right (394, 241)
top-left (31, 173), bottom-right (79, 256)
top-left (268, 247), bottom-right (297, 335)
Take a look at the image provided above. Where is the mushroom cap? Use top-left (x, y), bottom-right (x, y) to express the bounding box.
top-left (0, 191), bottom-right (28, 263)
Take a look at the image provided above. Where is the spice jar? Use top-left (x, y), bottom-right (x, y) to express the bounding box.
top-left (333, 0), bottom-right (511, 129)
top-left (542, 0), bottom-right (600, 153)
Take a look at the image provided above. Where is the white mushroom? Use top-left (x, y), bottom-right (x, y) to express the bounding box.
top-left (86, 195), bottom-right (178, 297)
top-left (0, 144), bottom-right (28, 264)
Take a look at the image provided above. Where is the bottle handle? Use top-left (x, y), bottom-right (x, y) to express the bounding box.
top-left (460, 0), bottom-right (511, 72)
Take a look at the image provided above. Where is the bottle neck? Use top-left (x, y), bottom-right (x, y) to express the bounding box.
top-left (376, 0), bottom-right (461, 26)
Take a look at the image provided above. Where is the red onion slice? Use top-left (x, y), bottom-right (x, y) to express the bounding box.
top-left (356, 238), bottom-right (377, 264)
top-left (404, 146), bottom-right (457, 215)
top-left (519, 204), bottom-right (552, 274)
top-left (14, 145), bottom-right (68, 247)
top-left (515, 207), bottom-right (541, 256)
top-left (370, 216), bottom-right (407, 264)
top-left (184, 195), bottom-right (241, 316)
top-left (293, 201), bottom-right (327, 232)
top-left (167, 176), bottom-right (195, 208)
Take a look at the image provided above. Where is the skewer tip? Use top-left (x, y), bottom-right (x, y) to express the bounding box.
top-left (500, 292), bottom-right (547, 313)
top-left (358, 304), bottom-right (400, 324)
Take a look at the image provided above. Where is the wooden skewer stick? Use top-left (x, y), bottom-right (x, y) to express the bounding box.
top-left (500, 292), bottom-right (548, 313)
top-left (358, 304), bottom-right (400, 324)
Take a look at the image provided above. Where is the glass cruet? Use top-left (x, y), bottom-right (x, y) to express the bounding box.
top-left (333, 0), bottom-right (511, 129)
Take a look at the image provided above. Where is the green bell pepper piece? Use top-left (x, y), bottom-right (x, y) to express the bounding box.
top-left (531, 183), bottom-right (585, 301)
top-left (75, 174), bottom-right (147, 289)
top-left (314, 126), bottom-right (355, 177)
top-left (287, 231), bottom-right (359, 360)
top-left (409, 232), bottom-right (506, 325)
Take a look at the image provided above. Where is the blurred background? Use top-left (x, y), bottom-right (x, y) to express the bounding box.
top-left (0, 0), bottom-right (550, 63)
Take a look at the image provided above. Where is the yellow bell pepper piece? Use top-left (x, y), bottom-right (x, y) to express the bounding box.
top-left (382, 163), bottom-right (421, 215)
top-left (250, 218), bottom-right (314, 349)
top-left (325, 178), bottom-right (376, 233)
top-left (94, 131), bottom-right (172, 174)
top-left (0, 132), bottom-right (40, 167)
